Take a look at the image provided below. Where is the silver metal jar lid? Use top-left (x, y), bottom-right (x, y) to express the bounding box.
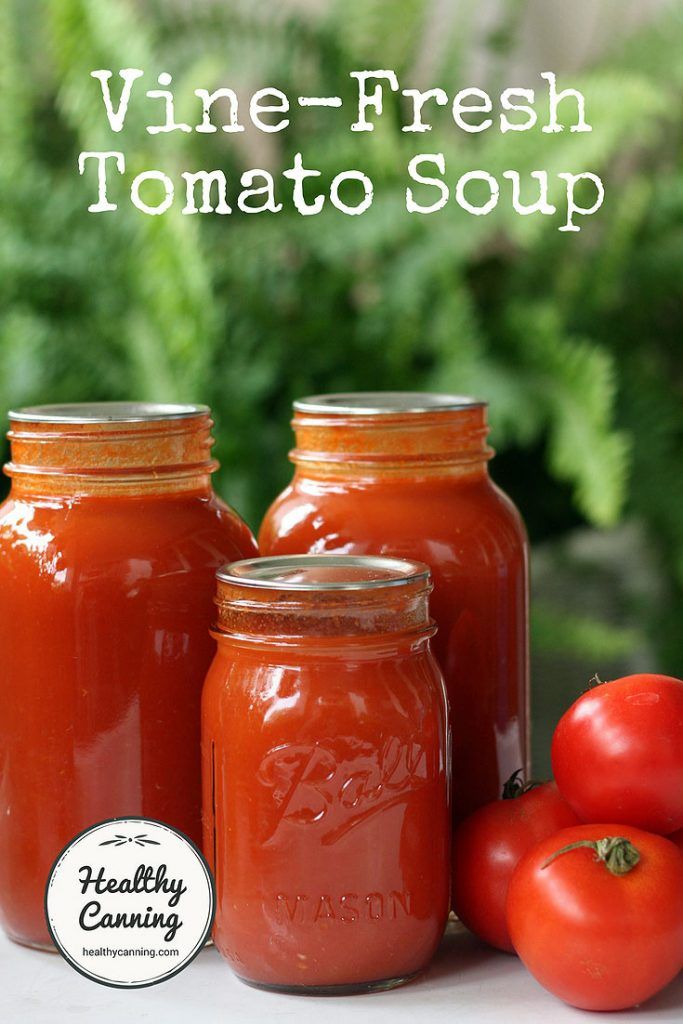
top-left (216, 554), bottom-right (431, 591)
top-left (8, 402), bottom-right (210, 424)
top-left (292, 392), bottom-right (486, 415)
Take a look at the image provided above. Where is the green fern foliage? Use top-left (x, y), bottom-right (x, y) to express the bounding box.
top-left (1, 0), bottom-right (683, 664)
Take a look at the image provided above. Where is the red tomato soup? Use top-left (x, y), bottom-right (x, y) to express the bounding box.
top-left (259, 393), bottom-right (529, 825)
top-left (202, 554), bottom-right (450, 993)
top-left (0, 403), bottom-right (257, 949)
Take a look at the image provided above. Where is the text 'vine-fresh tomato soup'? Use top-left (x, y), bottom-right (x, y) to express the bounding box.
top-left (0, 403), bottom-right (256, 948)
top-left (259, 393), bottom-right (529, 825)
top-left (202, 554), bottom-right (450, 993)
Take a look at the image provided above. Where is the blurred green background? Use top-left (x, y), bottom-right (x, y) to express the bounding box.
top-left (2, 0), bottom-right (682, 768)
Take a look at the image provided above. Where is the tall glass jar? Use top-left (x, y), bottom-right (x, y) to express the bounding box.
top-left (202, 554), bottom-right (450, 994)
top-left (0, 402), bottom-right (257, 949)
top-left (259, 393), bottom-right (529, 826)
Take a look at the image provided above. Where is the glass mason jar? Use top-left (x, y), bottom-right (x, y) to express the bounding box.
top-left (202, 554), bottom-right (450, 994)
top-left (0, 402), bottom-right (257, 949)
top-left (259, 393), bottom-right (529, 826)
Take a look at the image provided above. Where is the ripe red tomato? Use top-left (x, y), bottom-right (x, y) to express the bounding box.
top-left (672, 829), bottom-right (683, 853)
top-left (507, 824), bottom-right (683, 1011)
top-left (552, 673), bottom-right (683, 834)
top-left (451, 775), bottom-right (580, 952)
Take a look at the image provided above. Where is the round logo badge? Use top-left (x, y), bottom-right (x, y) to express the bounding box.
top-left (45, 818), bottom-right (215, 988)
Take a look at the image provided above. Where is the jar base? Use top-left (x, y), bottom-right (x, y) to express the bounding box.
top-left (237, 970), bottom-right (421, 996)
top-left (5, 931), bottom-right (56, 953)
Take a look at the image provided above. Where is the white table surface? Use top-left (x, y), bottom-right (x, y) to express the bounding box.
top-left (2, 921), bottom-right (682, 1023)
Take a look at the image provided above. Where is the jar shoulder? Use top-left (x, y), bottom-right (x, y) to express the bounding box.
top-left (487, 479), bottom-right (528, 538)
top-left (260, 475), bottom-right (527, 557)
top-left (0, 489), bottom-right (257, 575)
top-left (209, 492), bottom-right (258, 554)
top-left (203, 644), bottom-right (446, 724)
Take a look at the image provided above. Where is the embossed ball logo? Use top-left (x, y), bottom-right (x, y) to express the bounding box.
top-left (258, 736), bottom-right (428, 844)
top-left (45, 818), bottom-right (215, 988)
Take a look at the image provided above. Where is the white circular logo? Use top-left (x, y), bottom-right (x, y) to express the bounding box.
top-left (45, 818), bottom-right (215, 988)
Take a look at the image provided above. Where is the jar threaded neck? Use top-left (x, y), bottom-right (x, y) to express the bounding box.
top-left (213, 555), bottom-right (435, 646)
top-left (5, 403), bottom-right (218, 496)
top-left (290, 393), bottom-right (492, 477)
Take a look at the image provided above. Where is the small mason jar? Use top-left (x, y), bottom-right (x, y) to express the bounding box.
top-left (259, 393), bottom-right (529, 826)
top-left (0, 402), bottom-right (257, 949)
top-left (202, 554), bottom-right (450, 994)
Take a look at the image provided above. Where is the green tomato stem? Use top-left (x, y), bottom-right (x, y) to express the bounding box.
top-left (542, 836), bottom-right (641, 876)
